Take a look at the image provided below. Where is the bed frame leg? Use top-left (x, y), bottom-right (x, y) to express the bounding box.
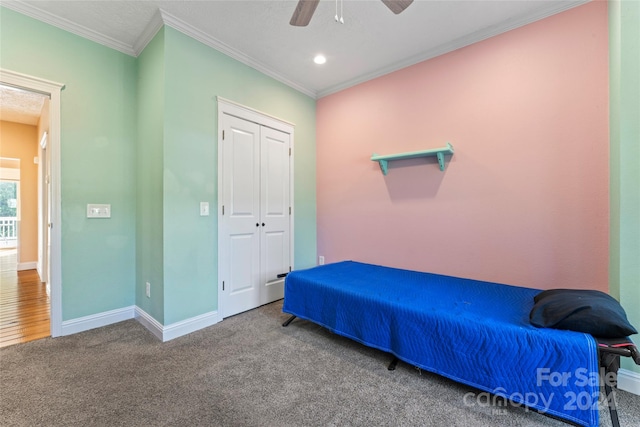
top-left (282, 315), bottom-right (297, 327)
top-left (600, 351), bottom-right (622, 427)
top-left (603, 382), bottom-right (620, 427)
top-left (388, 357), bottom-right (399, 371)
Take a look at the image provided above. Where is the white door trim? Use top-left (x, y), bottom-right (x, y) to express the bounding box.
top-left (216, 96), bottom-right (295, 129)
top-left (217, 97), bottom-right (294, 318)
top-left (0, 68), bottom-right (64, 337)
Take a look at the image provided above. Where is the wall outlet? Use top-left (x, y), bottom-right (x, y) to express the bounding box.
top-left (145, 282), bottom-right (151, 298)
top-left (318, 256), bottom-right (325, 265)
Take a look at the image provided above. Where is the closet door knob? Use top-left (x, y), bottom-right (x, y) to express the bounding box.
top-left (262, 223), bottom-right (265, 227)
top-left (256, 223), bottom-right (259, 227)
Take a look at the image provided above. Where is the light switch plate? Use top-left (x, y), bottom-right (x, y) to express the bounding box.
top-left (87, 204), bottom-right (111, 218)
top-left (200, 202), bottom-right (209, 216)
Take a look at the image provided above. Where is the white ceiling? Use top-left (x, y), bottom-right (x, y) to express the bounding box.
top-left (0, 85), bottom-right (47, 125)
top-left (2, 0), bottom-right (587, 98)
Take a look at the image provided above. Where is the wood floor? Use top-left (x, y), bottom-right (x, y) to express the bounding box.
top-left (0, 248), bottom-right (50, 348)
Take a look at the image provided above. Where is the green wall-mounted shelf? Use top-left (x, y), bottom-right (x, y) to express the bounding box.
top-left (371, 143), bottom-right (454, 175)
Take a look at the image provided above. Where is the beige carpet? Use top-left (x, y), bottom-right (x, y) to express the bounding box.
top-left (1, 301), bottom-right (638, 426)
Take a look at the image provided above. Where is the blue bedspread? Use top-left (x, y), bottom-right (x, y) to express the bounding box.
top-left (283, 261), bottom-right (600, 427)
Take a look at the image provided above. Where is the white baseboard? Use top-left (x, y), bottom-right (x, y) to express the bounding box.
top-left (61, 305), bottom-right (135, 336)
top-left (134, 306), bottom-right (220, 342)
top-left (134, 306), bottom-right (164, 340)
top-left (59, 305), bottom-right (220, 342)
top-left (162, 310), bottom-right (220, 342)
top-left (17, 261), bottom-right (37, 271)
top-left (618, 368), bottom-right (640, 396)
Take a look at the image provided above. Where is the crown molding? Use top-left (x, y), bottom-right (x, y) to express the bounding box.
top-left (1, 0), bottom-right (136, 56)
top-left (1, 1), bottom-right (316, 97)
top-left (157, 9), bottom-right (317, 99)
top-left (316, 0), bottom-right (589, 98)
top-left (132, 8), bottom-right (164, 56)
top-left (3, 0), bottom-right (588, 100)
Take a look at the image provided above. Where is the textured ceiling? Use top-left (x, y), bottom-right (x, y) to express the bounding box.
top-left (2, 0), bottom-right (587, 98)
top-left (0, 85), bottom-right (47, 126)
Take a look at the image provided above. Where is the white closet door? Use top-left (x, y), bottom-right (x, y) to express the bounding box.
top-left (221, 114), bottom-right (261, 318)
top-left (260, 126), bottom-right (291, 304)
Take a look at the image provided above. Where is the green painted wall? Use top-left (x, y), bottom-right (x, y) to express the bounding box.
top-left (0, 7), bottom-right (137, 320)
top-left (136, 29), bottom-right (166, 322)
top-left (161, 27), bottom-right (317, 324)
top-left (610, 0), bottom-right (640, 374)
top-left (135, 25), bottom-right (317, 326)
top-left (0, 7), bottom-right (316, 328)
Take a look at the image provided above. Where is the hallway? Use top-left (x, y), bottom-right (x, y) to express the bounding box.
top-left (0, 248), bottom-right (50, 348)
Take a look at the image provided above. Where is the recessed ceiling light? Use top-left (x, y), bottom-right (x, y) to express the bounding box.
top-left (313, 55), bottom-right (327, 65)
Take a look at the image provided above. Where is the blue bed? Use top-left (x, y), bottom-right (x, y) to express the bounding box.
top-left (282, 261), bottom-right (600, 427)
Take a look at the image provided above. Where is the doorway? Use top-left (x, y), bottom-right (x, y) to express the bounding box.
top-left (0, 69), bottom-right (64, 339)
top-left (217, 98), bottom-right (294, 319)
top-left (0, 86), bottom-right (49, 347)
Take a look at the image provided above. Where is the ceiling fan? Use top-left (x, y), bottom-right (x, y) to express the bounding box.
top-left (290, 0), bottom-right (414, 27)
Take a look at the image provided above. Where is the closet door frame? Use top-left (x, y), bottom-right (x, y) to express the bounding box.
top-left (217, 97), bottom-right (295, 318)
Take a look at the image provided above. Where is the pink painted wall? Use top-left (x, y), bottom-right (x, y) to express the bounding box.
top-left (316, 1), bottom-right (609, 291)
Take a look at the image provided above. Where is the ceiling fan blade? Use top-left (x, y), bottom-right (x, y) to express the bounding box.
top-left (381, 0), bottom-right (414, 15)
top-left (290, 0), bottom-right (321, 26)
